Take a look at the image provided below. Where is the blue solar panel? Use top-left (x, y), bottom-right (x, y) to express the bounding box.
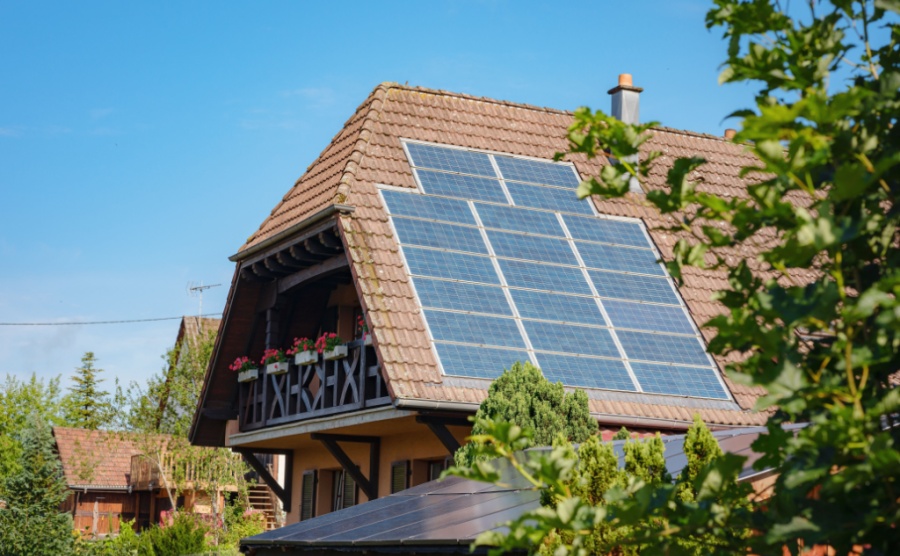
top-left (535, 354), bottom-right (636, 391)
top-left (403, 248), bottom-right (500, 285)
top-left (589, 271), bottom-right (681, 305)
top-left (384, 142), bottom-right (731, 401)
top-left (576, 242), bottom-right (665, 276)
top-left (524, 321), bottom-right (620, 358)
top-left (630, 363), bottom-right (729, 399)
top-left (603, 301), bottom-right (696, 334)
top-left (381, 190), bottom-right (475, 225)
top-left (563, 214), bottom-right (649, 248)
top-left (487, 230), bottom-right (578, 266)
top-left (498, 259), bottom-right (593, 295)
top-left (616, 331), bottom-right (711, 366)
top-left (434, 343), bottom-right (530, 379)
top-left (509, 289), bottom-right (607, 326)
top-left (506, 181), bottom-right (594, 215)
top-left (393, 218), bottom-right (487, 254)
top-left (476, 203), bottom-right (564, 237)
top-left (425, 310), bottom-right (526, 349)
top-left (415, 279), bottom-right (511, 315)
top-left (416, 170), bottom-right (507, 203)
top-left (407, 143), bottom-right (495, 177)
top-left (495, 156), bottom-right (580, 188)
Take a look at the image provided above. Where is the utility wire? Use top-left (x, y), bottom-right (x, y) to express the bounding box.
top-left (0, 313), bottom-right (223, 326)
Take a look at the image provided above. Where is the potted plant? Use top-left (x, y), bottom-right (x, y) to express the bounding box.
top-left (316, 332), bottom-right (347, 361)
top-left (357, 314), bottom-right (372, 346)
top-left (230, 356), bottom-right (258, 383)
top-left (261, 348), bottom-right (290, 375)
top-left (288, 337), bottom-right (317, 366)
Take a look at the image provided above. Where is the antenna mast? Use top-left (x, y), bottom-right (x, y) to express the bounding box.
top-left (188, 281), bottom-right (221, 321)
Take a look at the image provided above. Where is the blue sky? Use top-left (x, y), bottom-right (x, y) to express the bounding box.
top-left (0, 1), bottom-right (755, 393)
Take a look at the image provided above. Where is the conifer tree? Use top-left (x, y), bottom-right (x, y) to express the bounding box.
top-left (454, 361), bottom-right (596, 467)
top-left (676, 414), bottom-right (723, 503)
top-left (0, 414), bottom-right (73, 556)
top-left (64, 352), bottom-right (113, 430)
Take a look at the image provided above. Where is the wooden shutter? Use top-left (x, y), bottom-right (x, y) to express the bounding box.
top-left (300, 470), bottom-right (316, 521)
top-left (391, 461), bottom-right (409, 493)
top-left (341, 471), bottom-right (356, 509)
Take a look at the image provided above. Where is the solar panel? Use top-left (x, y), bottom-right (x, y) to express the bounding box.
top-left (415, 278), bottom-right (512, 315)
top-left (495, 155), bottom-right (580, 188)
top-left (416, 170), bottom-right (507, 203)
top-left (404, 248), bottom-right (500, 285)
top-left (506, 181), bottom-right (594, 214)
top-left (379, 141), bottom-right (730, 400)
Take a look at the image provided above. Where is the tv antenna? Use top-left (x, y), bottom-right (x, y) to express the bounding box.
top-left (187, 281), bottom-right (221, 321)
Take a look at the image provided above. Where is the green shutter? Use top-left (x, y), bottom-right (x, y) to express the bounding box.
top-left (391, 461), bottom-right (409, 493)
top-left (300, 471), bottom-right (316, 521)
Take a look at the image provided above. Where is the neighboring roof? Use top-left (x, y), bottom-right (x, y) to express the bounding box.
top-left (52, 427), bottom-right (146, 490)
top-left (177, 316), bottom-right (220, 351)
top-left (194, 83), bottom-right (779, 445)
top-left (242, 425), bottom-right (788, 554)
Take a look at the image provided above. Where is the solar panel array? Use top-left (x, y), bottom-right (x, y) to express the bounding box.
top-left (378, 141), bottom-right (729, 400)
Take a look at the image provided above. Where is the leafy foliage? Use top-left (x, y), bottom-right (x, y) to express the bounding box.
top-left (454, 361), bottom-right (596, 467)
top-left (462, 0), bottom-right (900, 554)
top-left (0, 414), bottom-right (73, 556)
top-left (0, 373), bottom-right (67, 486)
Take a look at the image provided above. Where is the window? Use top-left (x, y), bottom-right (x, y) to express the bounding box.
top-left (391, 461), bottom-right (409, 493)
top-left (331, 470), bottom-right (356, 511)
top-left (300, 470), bottom-right (316, 521)
top-left (428, 458), bottom-right (451, 482)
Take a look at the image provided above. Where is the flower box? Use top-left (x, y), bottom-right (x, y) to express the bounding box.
top-left (237, 368), bottom-right (259, 383)
top-left (324, 345), bottom-right (348, 361)
top-left (267, 361), bottom-right (290, 375)
top-left (294, 350), bottom-right (318, 366)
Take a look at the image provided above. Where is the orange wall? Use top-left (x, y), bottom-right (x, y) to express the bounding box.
top-left (285, 423), bottom-right (470, 524)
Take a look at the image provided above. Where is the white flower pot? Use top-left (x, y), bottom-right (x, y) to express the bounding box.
top-left (324, 345), bottom-right (348, 361)
top-left (294, 350), bottom-right (317, 366)
top-left (237, 368), bottom-right (259, 383)
top-left (267, 361), bottom-right (289, 375)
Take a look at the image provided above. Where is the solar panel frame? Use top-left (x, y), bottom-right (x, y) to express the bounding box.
top-left (379, 141), bottom-right (733, 402)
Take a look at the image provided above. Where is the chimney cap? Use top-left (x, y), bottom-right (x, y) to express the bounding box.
top-left (608, 73), bottom-right (644, 95)
top-left (724, 128), bottom-right (737, 140)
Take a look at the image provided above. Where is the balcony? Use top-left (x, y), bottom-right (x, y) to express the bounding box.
top-left (239, 338), bottom-right (390, 432)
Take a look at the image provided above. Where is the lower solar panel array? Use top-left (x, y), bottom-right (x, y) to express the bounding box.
top-left (380, 142), bottom-right (730, 400)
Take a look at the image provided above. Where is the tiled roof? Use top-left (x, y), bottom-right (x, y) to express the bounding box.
top-left (228, 83), bottom-right (781, 430)
top-left (52, 427), bottom-right (154, 489)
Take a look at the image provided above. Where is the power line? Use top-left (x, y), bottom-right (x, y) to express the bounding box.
top-left (0, 313), bottom-right (223, 326)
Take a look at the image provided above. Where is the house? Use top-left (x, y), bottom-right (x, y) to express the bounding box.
top-left (190, 75), bottom-right (768, 526)
top-left (240, 425), bottom-right (795, 555)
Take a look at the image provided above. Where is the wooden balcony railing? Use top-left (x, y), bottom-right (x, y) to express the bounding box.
top-left (239, 339), bottom-right (390, 432)
top-left (130, 449), bottom-right (244, 491)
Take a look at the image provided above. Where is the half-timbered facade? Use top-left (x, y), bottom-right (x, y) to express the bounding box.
top-left (191, 76), bottom-right (771, 525)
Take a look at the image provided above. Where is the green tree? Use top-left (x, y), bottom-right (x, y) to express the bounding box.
top-left (65, 352), bottom-right (114, 430)
top-left (0, 373), bottom-right (67, 486)
top-left (454, 361), bottom-right (596, 467)
top-left (0, 414), bottom-right (73, 556)
top-left (457, 0), bottom-right (900, 554)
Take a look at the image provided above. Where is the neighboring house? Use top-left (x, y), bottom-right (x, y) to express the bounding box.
top-left (54, 427), bottom-right (151, 535)
top-left (190, 75), bottom-right (769, 526)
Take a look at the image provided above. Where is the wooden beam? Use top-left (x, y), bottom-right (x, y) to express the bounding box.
top-left (275, 251), bottom-right (306, 269)
top-left (310, 433), bottom-right (379, 500)
top-left (251, 262), bottom-right (277, 280)
top-left (288, 245), bottom-right (321, 264)
top-left (234, 449), bottom-right (291, 508)
top-left (303, 237), bottom-right (335, 256)
top-left (416, 417), bottom-right (462, 455)
top-left (318, 231), bottom-right (342, 249)
top-left (263, 256), bottom-right (291, 275)
top-left (240, 217), bottom-right (340, 267)
top-left (201, 408), bottom-right (238, 420)
top-left (277, 255), bottom-right (349, 295)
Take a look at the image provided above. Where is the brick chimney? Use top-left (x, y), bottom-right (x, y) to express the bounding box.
top-left (608, 74), bottom-right (644, 192)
